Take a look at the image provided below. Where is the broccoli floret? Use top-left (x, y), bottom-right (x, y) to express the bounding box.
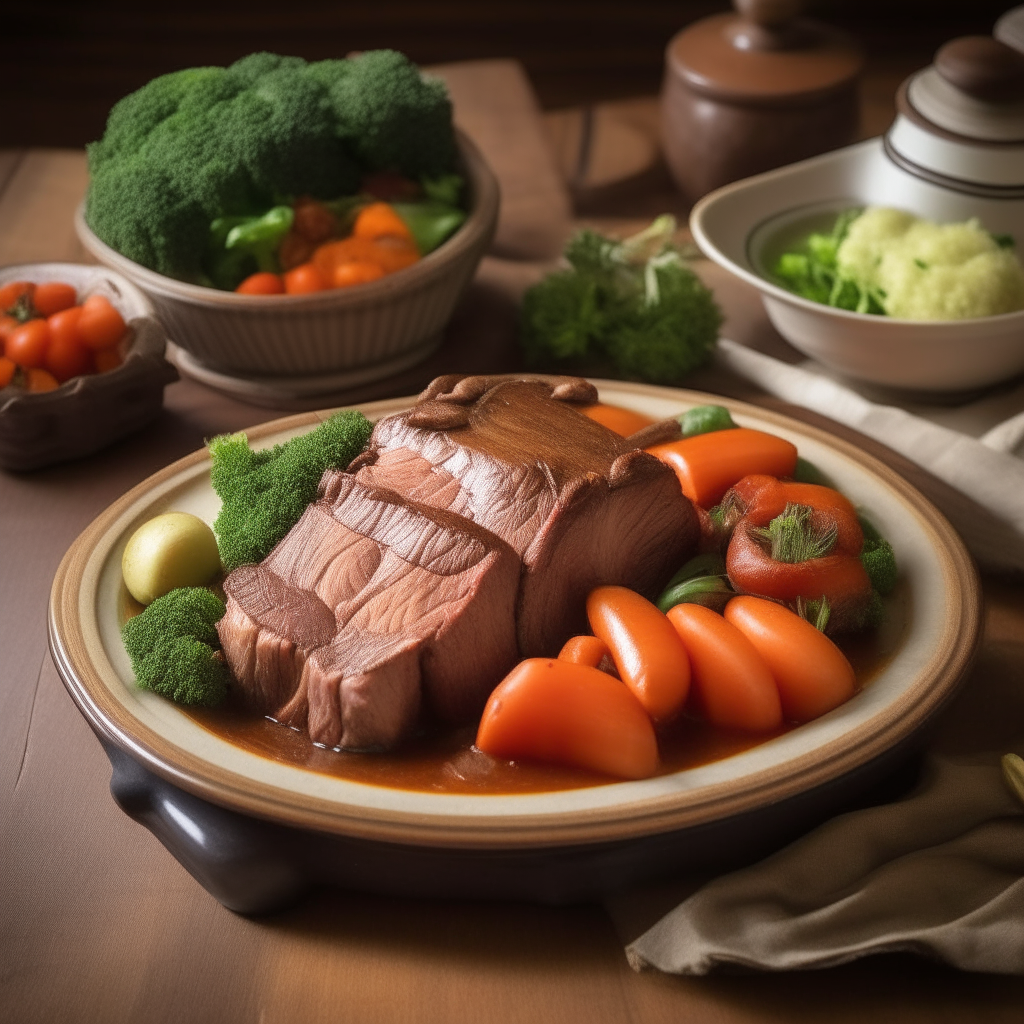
top-left (85, 51), bottom-right (457, 281)
top-left (326, 50), bottom-right (456, 180)
top-left (520, 216), bottom-right (722, 384)
top-left (859, 514), bottom-right (899, 598)
top-left (210, 411), bottom-right (373, 571)
top-left (122, 588), bottom-right (228, 707)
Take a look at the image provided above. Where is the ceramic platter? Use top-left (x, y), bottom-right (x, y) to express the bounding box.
top-left (49, 381), bottom-right (980, 854)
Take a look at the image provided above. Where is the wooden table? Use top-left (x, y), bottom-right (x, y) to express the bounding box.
top-left (4, 81), bottom-right (1024, 1023)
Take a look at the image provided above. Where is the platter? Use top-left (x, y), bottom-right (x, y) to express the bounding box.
top-left (48, 380), bottom-right (980, 899)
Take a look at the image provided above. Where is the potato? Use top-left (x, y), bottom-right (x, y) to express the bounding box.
top-left (122, 512), bottom-right (221, 605)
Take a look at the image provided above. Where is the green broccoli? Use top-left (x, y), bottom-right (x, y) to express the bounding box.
top-left (860, 517), bottom-right (899, 597)
top-left (85, 51), bottom-right (457, 282)
top-left (121, 587), bottom-right (228, 707)
top-left (520, 216), bottom-right (722, 384)
top-left (210, 411), bottom-right (373, 571)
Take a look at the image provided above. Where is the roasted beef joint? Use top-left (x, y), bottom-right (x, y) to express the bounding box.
top-left (218, 375), bottom-right (699, 751)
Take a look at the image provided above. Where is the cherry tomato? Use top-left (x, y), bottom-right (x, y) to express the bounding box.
top-left (78, 294), bottom-right (126, 350)
top-left (283, 263), bottom-right (326, 294)
top-left (0, 281), bottom-right (34, 311)
top-left (6, 320), bottom-right (51, 368)
top-left (93, 348), bottom-right (123, 373)
top-left (0, 314), bottom-right (18, 353)
top-left (236, 272), bottom-right (285, 295)
top-left (333, 262), bottom-right (386, 288)
top-left (46, 333), bottom-right (92, 382)
top-left (26, 368), bottom-right (60, 393)
top-left (0, 356), bottom-right (15, 388)
top-left (33, 281), bottom-right (78, 317)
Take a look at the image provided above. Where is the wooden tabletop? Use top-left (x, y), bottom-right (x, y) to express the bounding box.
top-left (4, 69), bottom-right (1024, 1023)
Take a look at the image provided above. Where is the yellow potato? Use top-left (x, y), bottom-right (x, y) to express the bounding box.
top-left (122, 512), bottom-right (221, 605)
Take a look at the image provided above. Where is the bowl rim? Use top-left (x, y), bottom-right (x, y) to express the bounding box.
top-left (690, 148), bottom-right (1024, 329)
top-left (47, 380), bottom-right (982, 850)
top-left (74, 128), bottom-right (500, 310)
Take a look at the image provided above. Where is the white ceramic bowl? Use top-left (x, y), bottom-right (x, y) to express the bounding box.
top-left (0, 263), bottom-right (176, 471)
top-left (691, 138), bottom-right (1024, 392)
top-left (75, 131), bottom-right (500, 379)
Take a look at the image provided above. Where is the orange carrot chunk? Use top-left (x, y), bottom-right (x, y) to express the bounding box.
top-left (26, 368), bottom-right (60, 392)
top-left (475, 658), bottom-right (659, 780)
top-left (558, 634), bottom-right (613, 669)
top-left (587, 586), bottom-right (690, 722)
top-left (236, 272), bottom-right (285, 295)
top-left (647, 428), bottom-right (798, 507)
top-left (352, 201), bottom-right (415, 243)
top-left (724, 596), bottom-right (856, 722)
top-left (580, 403), bottom-right (657, 437)
top-left (667, 603), bottom-right (783, 732)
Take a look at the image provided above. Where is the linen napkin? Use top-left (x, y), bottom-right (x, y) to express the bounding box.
top-left (715, 339), bottom-right (1024, 573)
top-left (624, 752), bottom-right (1024, 974)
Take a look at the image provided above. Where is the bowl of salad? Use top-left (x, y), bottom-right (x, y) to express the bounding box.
top-left (74, 51), bottom-right (500, 381)
top-left (690, 137), bottom-right (1024, 393)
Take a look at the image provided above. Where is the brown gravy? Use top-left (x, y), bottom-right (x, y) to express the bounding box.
top-left (181, 581), bottom-right (910, 795)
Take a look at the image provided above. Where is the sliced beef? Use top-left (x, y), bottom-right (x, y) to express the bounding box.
top-left (218, 475), bottom-right (520, 751)
top-left (353, 376), bottom-right (700, 654)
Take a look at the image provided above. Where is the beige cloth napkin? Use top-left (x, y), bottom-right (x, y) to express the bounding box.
top-left (625, 753), bottom-right (1024, 974)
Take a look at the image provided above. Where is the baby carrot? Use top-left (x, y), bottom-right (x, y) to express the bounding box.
top-left (647, 428), bottom-right (798, 507)
top-left (236, 271), bottom-right (285, 295)
top-left (558, 634), bottom-right (613, 669)
top-left (352, 202), bottom-right (415, 244)
top-left (587, 586), bottom-right (690, 722)
top-left (724, 596), bottom-right (856, 722)
top-left (667, 603), bottom-right (782, 733)
top-left (580, 403), bottom-right (657, 437)
top-left (475, 658), bottom-right (659, 780)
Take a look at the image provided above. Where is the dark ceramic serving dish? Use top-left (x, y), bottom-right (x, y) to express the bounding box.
top-left (47, 383), bottom-right (980, 912)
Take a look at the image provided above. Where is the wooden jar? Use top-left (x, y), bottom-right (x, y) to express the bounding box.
top-left (661, 0), bottom-right (863, 203)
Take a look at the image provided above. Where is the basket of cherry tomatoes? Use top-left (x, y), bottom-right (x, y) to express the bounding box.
top-left (0, 264), bottom-right (177, 472)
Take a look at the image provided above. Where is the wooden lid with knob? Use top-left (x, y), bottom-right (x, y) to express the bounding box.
top-left (666, 0), bottom-right (862, 106)
top-left (934, 36), bottom-right (1024, 103)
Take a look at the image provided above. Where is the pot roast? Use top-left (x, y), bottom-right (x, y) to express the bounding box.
top-left (218, 375), bottom-right (699, 750)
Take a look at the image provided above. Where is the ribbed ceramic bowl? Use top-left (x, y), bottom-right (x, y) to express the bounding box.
top-left (0, 263), bottom-right (177, 472)
top-left (74, 132), bottom-right (500, 378)
top-left (691, 138), bottom-right (1024, 393)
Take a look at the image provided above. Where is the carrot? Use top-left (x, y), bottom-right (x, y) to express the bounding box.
top-left (332, 262), bottom-right (386, 288)
top-left (283, 263), bottom-right (327, 294)
top-left (558, 634), bottom-right (612, 669)
top-left (725, 596), bottom-right (855, 722)
top-left (580, 403), bottom-right (657, 437)
top-left (0, 281), bottom-right (34, 311)
top-left (236, 271), bottom-right (285, 295)
top-left (352, 202), bottom-right (415, 244)
top-left (26, 368), bottom-right (60, 392)
top-left (313, 236), bottom-right (418, 278)
top-left (32, 281), bottom-right (77, 317)
top-left (586, 586), bottom-right (690, 722)
top-left (667, 603), bottom-right (782, 732)
top-left (0, 355), bottom-right (15, 387)
top-left (475, 658), bottom-right (659, 780)
top-left (647, 428), bottom-right (798, 507)
top-left (78, 295), bottom-right (126, 350)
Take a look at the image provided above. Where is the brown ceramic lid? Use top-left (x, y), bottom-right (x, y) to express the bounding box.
top-left (667, 0), bottom-right (863, 106)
